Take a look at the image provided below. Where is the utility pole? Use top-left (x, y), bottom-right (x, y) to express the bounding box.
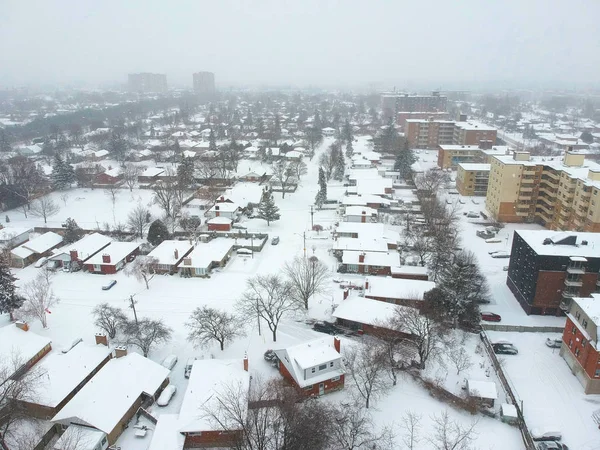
top-left (310, 205), bottom-right (314, 229)
top-left (303, 231), bottom-right (306, 258)
top-left (129, 295), bottom-right (139, 325)
top-left (256, 297), bottom-right (261, 336)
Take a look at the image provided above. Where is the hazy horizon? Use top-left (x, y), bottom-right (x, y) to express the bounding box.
top-left (2, 0), bottom-right (600, 91)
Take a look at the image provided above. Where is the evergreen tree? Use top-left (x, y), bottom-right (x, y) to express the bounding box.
top-left (0, 262), bottom-right (25, 321)
top-left (172, 139), bottom-right (181, 159)
top-left (63, 217), bottom-right (83, 244)
top-left (208, 128), bottom-right (218, 152)
top-left (0, 129), bottom-right (11, 153)
top-left (314, 110), bottom-right (322, 130)
top-left (108, 131), bottom-right (128, 166)
top-left (41, 138), bottom-right (54, 156)
top-left (380, 117), bottom-right (398, 153)
top-left (273, 114), bottom-right (281, 145)
top-left (342, 119), bottom-right (353, 144)
top-left (315, 167), bottom-right (327, 209)
top-left (257, 190), bottom-right (280, 226)
top-left (333, 146), bottom-right (345, 181)
top-left (51, 154), bottom-right (73, 190)
top-left (345, 141), bottom-right (354, 158)
top-left (177, 157), bottom-right (195, 188)
top-left (393, 140), bottom-right (416, 178)
top-left (147, 219), bottom-right (170, 246)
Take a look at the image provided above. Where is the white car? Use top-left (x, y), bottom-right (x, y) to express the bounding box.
top-left (491, 251), bottom-right (511, 259)
top-left (157, 385), bottom-right (177, 406)
top-left (162, 354), bottom-right (178, 370)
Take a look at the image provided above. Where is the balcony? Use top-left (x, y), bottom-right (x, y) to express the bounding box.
top-left (567, 265), bottom-right (585, 275)
top-left (560, 299), bottom-right (571, 312)
top-left (564, 278), bottom-right (583, 287)
top-left (561, 290), bottom-right (577, 299)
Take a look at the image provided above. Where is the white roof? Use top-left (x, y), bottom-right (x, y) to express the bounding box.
top-left (515, 230), bottom-right (600, 258)
top-left (285, 150), bottom-right (302, 158)
top-left (225, 183), bottom-right (264, 206)
top-left (93, 150), bottom-right (109, 157)
top-left (181, 239), bottom-right (234, 269)
top-left (149, 414), bottom-right (184, 450)
top-left (209, 202), bottom-right (240, 213)
top-left (573, 294), bottom-right (600, 329)
top-left (390, 265), bottom-right (429, 276)
top-left (458, 163), bottom-right (491, 171)
top-left (85, 242), bottom-right (140, 266)
top-left (335, 222), bottom-right (398, 241)
top-left (344, 206), bottom-right (378, 217)
top-left (34, 343), bottom-right (112, 407)
top-left (333, 295), bottom-right (409, 327)
top-left (53, 233), bottom-right (112, 262)
top-left (333, 237), bottom-right (389, 253)
top-left (342, 250), bottom-right (400, 268)
top-left (501, 404), bottom-right (518, 418)
top-left (10, 246), bottom-right (34, 259)
top-left (0, 227), bottom-right (31, 241)
top-left (341, 194), bottom-right (391, 207)
top-left (53, 424), bottom-right (106, 450)
top-left (467, 380), bottom-right (498, 400)
top-left (104, 168), bottom-right (121, 178)
top-left (0, 325), bottom-right (52, 369)
top-left (207, 216), bottom-right (232, 224)
top-left (141, 167), bottom-right (165, 177)
top-left (182, 150), bottom-right (196, 158)
top-left (355, 178), bottom-right (392, 195)
top-left (148, 240), bottom-right (193, 265)
top-left (365, 277), bottom-right (435, 301)
top-left (178, 359), bottom-right (250, 433)
top-left (20, 232), bottom-right (63, 254)
top-left (52, 353), bottom-right (169, 434)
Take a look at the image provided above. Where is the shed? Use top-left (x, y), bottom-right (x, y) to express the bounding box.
top-left (466, 379), bottom-right (497, 407)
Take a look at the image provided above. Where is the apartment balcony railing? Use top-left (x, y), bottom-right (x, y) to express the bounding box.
top-left (567, 264), bottom-right (585, 275)
top-left (565, 278), bottom-right (583, 287)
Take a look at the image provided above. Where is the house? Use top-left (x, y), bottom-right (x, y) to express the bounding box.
top-left (239, 170), bottom-right (264, 182)
top-left (343, 206), bottom-right (378, 223)
top-left (274, 337), bottom-right (344, 397)
top-left (342, 194), bottom-right (391, 210)
top-left (364, 277), bottom-right (435, 306)
top-left (138, 167), bottom-right (166, 184)
top-left (507, 230), bottom-right (600, 316)
top-left (226, 183), bottom-right (266, 209)
top-left (390, 265), bottom-right (429, 281)
top-left (207, 216), bottom-right (233, 231)
top-left (332, 237), bottom-right (390, 256)
top-left (352, 178), bottom-right (393, 196)
top-left (52, 349), bottom-right (170, 445)
top-left (94, 168), bottom-right (123, 186)
top-left (340, 251), bottom-right (400, 276)
top-left (83, 242), bottom-right (140, 274)
top-left (18, 335), bottom-right (112, 419)
top-left (92, 150), bottom-right (109, 160)
top-left (53, 424), bottom-right (109, 450)
top-left (147, 240), bottom-right (194, 274)
top-left (334, 222), bottom-right (399, 245)
top-left (560, 294), bottom-right (600, 394)
top-left (206, 201), bottom-right (241, 220)
top-left (466, 380), bottom-right (497, 407)
top-left (49, 233), bottom-right (112, 270)
top-left (10, 231), bottom-right (63, 268)
top-left (0, 226), bottom-right (32, 249)
top-left (0, 322), bottom-right (52, 378)
top-left (322, 127), bottom-right (336, 137)
top-left (177, 358), bottom-right (250, 448)
top-left (179, 238), bottom-right (234, 277)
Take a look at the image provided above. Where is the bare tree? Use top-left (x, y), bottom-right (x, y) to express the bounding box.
top-left (329, 401), bottom-right (396, 450)
top-left (92, 303), bottom-right (128, 339)
top-left (19, 271), bottom-right (59, 328)
top-left (392, 306), bottom-right (442, 370)
top-left (371, 326), bottom-right (405, 386)
top-left (290, 159), bottom-right (307, 181)
top-left (126, 203), bottom-right (151, 239)
top-left (104, 185), bottom-right (119, 224)
top-left (186, 306), bottom-right (244, 351)
top-left (319, 144), bottom-right (339, 180)
top-left (179, 213), bottom-right (202, 243)
top-left (414, 169), bottom-right (450, 196)
top-left (447, 347), bottom-right (473, 376)
top-left (401, 411), bottom-right (422, 450)
top-left (283, 255), bottom-right (329, 310)
top-left (345, 340), bottom-right (389, 408)
top-left (125, 255), bottom-right (159, 289)
top-left (59, 192), bottom-right (70, 206)
top-left (122, 318), bottom-right (172, 357)
top-left (29, 198), bottom-right (60, 224)
top-left (428, 411), bottom-right (478, 450)
top-left (153, 168), bottom-right (185, 218)
top-left (237, 274), bottom-right (297, 342)
top-left (122, 163), bottom-right (142, 192)
top-left (271, 160), bottom-right (295, 198)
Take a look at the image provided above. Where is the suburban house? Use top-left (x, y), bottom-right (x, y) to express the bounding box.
top-left (207, 216), bottom-right (232, 231)
top-left (83, 242), bottom-right (140, 274)
top-left (179, 239), bottom-right (235, 277)
top-left (274, 337), bottom-right (344, 397)
top-left (560, 294), bottom-right (600, 394)
top-left (332, 238), bottom-right (390, 258)
top-left (466, 380), bottom-right (497, 408)
top-left (343, 206), bottom-right (378, 223)
top-left (92, 149), bottom-right (109, 160)
top-left (206, 197), bottom-right (241, 220)
top-left (10, 231), bottom-right (63, 268)
top-left (49, 233), bottom-right (112, 270)
top-left (507, 230), bottom-right (600, 315)
top-left (0, 226), bottom-right (32, 249)
top-left (138, 167), bottom-right (166, 184)
top-left (390, 266), bottom-right (429, 281)
top-left (334, 222), bottom-right (399, 246)
top-left (364, 277), bottom-right (435, 306)
top-left (0, 322), bottom-right (52, 378)
top-left (341, 194), bottom-right (391, 210)
top-left (322, 127), bottom-right (336, 137)
top-left (340, 250), bottom-right (401, 276)
top-left (18, 334), bottom-right (112, 419)
top-left (94, 168), bottom-right (123, 186)
top-left (52, 348), bottom-right (170, 445)
top-left (147, 240), bottom-right (194, 274)
top-left (53, 424), bottom-right (109, 450)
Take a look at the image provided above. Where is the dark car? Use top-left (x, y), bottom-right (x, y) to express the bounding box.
top-left (102, 279), bottom-right (117, 290)
top-left (313, 321), bottom-right (339, 335)
top-left (481, 312), bottom-right (501, 322)
top-left (537, 442), bottom-right (569, 450)
top-left (492, 343), bottom-right (518, 355)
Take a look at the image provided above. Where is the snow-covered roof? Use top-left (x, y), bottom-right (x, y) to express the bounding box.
top-left (181, 239), bottom-right (234, 269)
top-left (333, 237), bottom-right (389, 253)
top-left (0, 226), bottom-right (32, 241)
top-left (10, 246), bottom-right (34, 259)
top-left (104, 167), bottom-right (121, 178)
top-left (333, 295), bottom-right (410, 328)
top-left (52, 353), bottom-right (169, 434)
top-left (364, 277), bottom-right (435, 301)
top-left (182, 150), bottom-right (196, 158)
top-left (85, 242), bottom-right (140, 266)
top-left (515, 230), bottom-right (600, 258)
top-left (207, 216), bottom-right (233, 224)
top-left (93, 150), bottom-right (109, 158)
top-left (20, 232), bottom-right (63, 254)
top-left (573, 294), bottom-right (600, 330)
top-left (341, 195), bottom-right (391, 207)
top-left (33, 342), bottom-right (112, 408)
top-left (147, 240), bottom-right (193, 265)
top-left (178, 359), bottom-right (250, 433)
top-left (355, 178), bottom-right (392, 195)
top-left (209, 202), bottom-right (240, 213)
top-left (335, 222), bottom-right (398, 241)
top-left (226, 183), bottom-right (264, 206)
top-left (149, 414), bottom-right (184, 450)
top-left (140, 167), bottom-right (165, 177)
top-left (344, 206), bottom-right (378, 217)
top-left (0, 325), bottom-right (52, 368)
top-left (458, 163), bottom-right (491, 172)
top-left (285, 150), bottom-right (302, 159)
top-left (467, 380), bottom-right (497, 400)
top-left (53, 424), bottom-right (106, 450)
top-left (390, 266), bottom-right (429, 276)
top-left (342, 250), bottom-right (400, 268)
top-left (53, 233), bottom-right (112, 262)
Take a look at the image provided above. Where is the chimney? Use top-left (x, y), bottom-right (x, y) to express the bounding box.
top-left (70, 250), bottom-right (78, 261)
top-left (343, 288), bottom-right (349, 300)
top-left (102, 254), bottom-right (111, 264)
top-left (358, 252), bottom-right (365, 263)
top-left (219, 196), bottom-right (225, 202)
top-left (95, 333), bottom-right (108, 346)
top-left (333, 336), bottom-right (341, 353)
top-left (114, 346), bottom-right (128, 358)
top-left (174, 249), bottom-right (179, 260)
top-left (15, 321), bottom-right (29, 332)
top-left (243, 353), bottom-right (249, 372)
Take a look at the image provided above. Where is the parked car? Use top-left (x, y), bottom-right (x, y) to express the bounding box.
top-left (162, 354), bottom-right (178, 370)
top-left (34, 257), bottom-right (48, 268)
top-left (491, 251), bottom-right (510, 259)
top-left (537, 442), bottom-right (569, 450)
top-left (271, 236), bottom-right (280, 245)
top-left (466, 211), bottom-right (479, 218)
top-left (313, 321), bottom-right (339, 335)
top-left (184, 358), bottom-right (196, 378)
top-left (492, 343), bottom-right (518, 355)
top-left (531, 429), bottom-right (563, 442)
top-left (481, 312), bottom-right (502, 322)
top-left (157, 385), bottom-right (177, 407)
top-left (545, 338), bottom-right (562, 348)
top-left (102, 280), bottom-right (117, 290)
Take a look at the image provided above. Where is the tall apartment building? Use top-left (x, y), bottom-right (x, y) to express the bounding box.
top-left (456, 163), bottom-right (490, 196)
top-left (381, 91), bottom-right (447, 120)
top-left (193, 71), bottom-right (215, 95)
top-left (485, 150), bottom-right (600, 231)
top-left (405, 119), bottom-right (497, 149)
top-left (127, 73), bottom-right (167, 93)
top-left (507, 230), bottom-right (600, 315)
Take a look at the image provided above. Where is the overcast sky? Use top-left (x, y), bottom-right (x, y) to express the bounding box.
top-left (2, 0), bottom-right (599, 90)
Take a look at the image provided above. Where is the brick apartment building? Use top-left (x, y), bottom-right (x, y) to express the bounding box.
top-left (506, 230), bottom-right (600, 315)
top-left (560, 294), bottom-right (600, 394)
top-left (437, 143), bottom-right (509, 169)
top-left (456, 163), bottom-right (491, 196)
top-left (396, 111), bottom-right (449, 127)
top-left (405, 119), bottom-right (497, 149)
top-left (381, 91), bottom-right (447, 120)
top-left (485, 150), bottom-right (600, 231)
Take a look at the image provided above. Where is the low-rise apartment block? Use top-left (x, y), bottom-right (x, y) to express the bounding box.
top-left (456, 163), bottom-right (491, 196)
top-left (437, 143), bottom-right (509, 169)
top-left (485, 150), bottom-right (600, 231)
top-left (405, 119), bottom-right (497, 149)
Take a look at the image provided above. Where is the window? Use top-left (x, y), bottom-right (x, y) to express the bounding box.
top-left (101, 437), bottom-right (107, 445)
top-left (304, 385), bottom-right (313, 391)
top-left (575, 347), bottom-right (580, 357)
top-left (319, 364), bottom-right (327, 371)
top-left (583, 320), bottom-right (588, 329)
top-left (572, 326), bottom-right (577, 334)
top-left (596, 369), bottom-right (600, 378)
top-left (311, 367), bottom-right (316, 374)
top-left (331, 376), bottom-right (340, 382)
top-left (330, 362), bottom-right (334, 368)
top-left (93, 264), bottom-right (101, 272)
top-left (569, 339), bottom-right (573, 348)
